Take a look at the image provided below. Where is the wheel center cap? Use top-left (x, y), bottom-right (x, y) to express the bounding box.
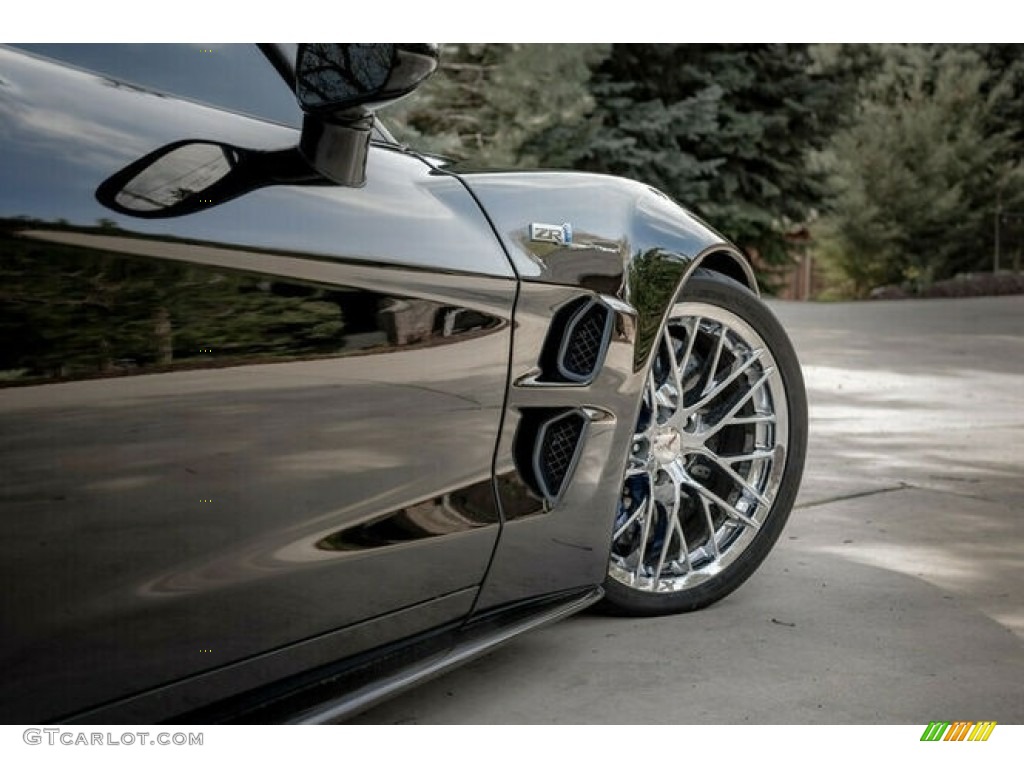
top-left (652, 428), bottom-right (683, 463)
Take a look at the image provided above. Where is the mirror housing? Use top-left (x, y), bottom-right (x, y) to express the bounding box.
top-left (296, 44), bottom-right (438, 115)
top-left (295, 44), bottom-right (439, 187)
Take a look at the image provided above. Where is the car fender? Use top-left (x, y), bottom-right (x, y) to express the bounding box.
top-left (456, 170), bottom-right (755, 370)
top-left (450, 169), bottom-right (757, 609)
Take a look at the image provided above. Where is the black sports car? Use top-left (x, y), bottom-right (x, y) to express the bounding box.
top-left (0, 44), bottom-right (807, 723)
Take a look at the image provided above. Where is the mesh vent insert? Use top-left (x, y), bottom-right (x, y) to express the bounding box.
top-left (559, 301), bottom-right (611, 381)
top-left (537, 297), bottom-right (613, 384)
top-left (534, 411), bottom-right (587, 500)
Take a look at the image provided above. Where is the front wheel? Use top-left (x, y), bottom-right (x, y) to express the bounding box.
top-left (603, 271), bottom-right (807, 615)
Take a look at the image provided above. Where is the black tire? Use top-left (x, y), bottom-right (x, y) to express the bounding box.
top-left (601, 270), bottom-right (807, 615)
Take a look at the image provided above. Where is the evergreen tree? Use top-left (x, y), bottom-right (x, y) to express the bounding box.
top-left (543, 44), bottom-right (856, 265)
top-left (965, 44), bottom-right (1024, 148)
top-left (815, 45), bottom-right (1024, 297)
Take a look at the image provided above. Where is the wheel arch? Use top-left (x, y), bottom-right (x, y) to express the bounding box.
top-left (686, 247), bottom-right (758, 296)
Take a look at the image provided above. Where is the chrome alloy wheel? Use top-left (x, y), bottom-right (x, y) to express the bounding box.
top-left (608, 302), bottom-right (789, 594)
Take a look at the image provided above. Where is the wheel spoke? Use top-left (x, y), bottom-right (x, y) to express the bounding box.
top-left (686, 479), bottom-right (761, 531)
top-left (646, 373), bottom-right (660, 430)
top-left (660, 334), bottom-right (682, 411)
top-left (671, 511), bottom-right (692, 574)
top-left (701, 321), bottom-right (727, 395)
top-left (653, 463), bottom-right (688, 580)
top-left (687, 348), bottom-right (765, 414)
top-left (613, 496), bottom-right (647, 541)
top-left (652, 511), bottom-right (674, 582)
top-left (723, 413), bottom-right (775, 427)
top-left (634, 472), bottom-right (656, 567)
top-left (697, 448), bottom-right (772, 507)
top-left (722, 449), bottom-right (775, 464)
top-left (655, 382), bottom-right (677, 413)
top-left (700, 366), bottom-right (775, 440)
top-left (698, 493), bottom-right (720, 560)
top-left (668, 318), bottom-right (697, 401)
top-left (662, 464), bottom-right (692, 575)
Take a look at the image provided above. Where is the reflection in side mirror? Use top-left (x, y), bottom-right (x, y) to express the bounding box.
top-left (96, 140), bottom-right (319, 219)
top-left (295, 44), bottom-right (439, 116)
top-left (297, 44), bottom-right (394, 111)
top-left (111, 143), bottom-right (236, 213)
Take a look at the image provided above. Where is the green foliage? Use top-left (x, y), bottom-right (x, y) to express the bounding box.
top-left (535, 44), bottom-right (858, 265)
top-left (965, 44), bottom-right (1024, 148)
top-left (815, 45), bottom-right (1024, 297)
top-left (384, 44), bottom-right (864, 279)
top-left (384, 44), bottom-right (609, 168)
top-left (386, 44), bottom-right (1024, 298)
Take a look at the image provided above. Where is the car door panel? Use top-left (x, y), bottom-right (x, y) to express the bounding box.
top-left (0, 48), bottom-right (515, 721)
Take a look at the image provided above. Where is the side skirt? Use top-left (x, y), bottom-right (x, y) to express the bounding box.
top-left (205, 586), bottom-right (602, 724)
top-left (296, 586), bottom-right (602, 724)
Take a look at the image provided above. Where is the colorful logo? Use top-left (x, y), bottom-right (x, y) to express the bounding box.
top-left (920, 721), bottom-right (997, 741)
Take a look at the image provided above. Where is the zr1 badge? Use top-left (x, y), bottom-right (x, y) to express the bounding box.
top-left (530, 222), bottom-right (573, 246)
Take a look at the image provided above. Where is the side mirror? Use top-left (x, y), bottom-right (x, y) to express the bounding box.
top-left (296, 44), bottom-right (438, 115)
top-left (295, 44), bottom-right (439, 187)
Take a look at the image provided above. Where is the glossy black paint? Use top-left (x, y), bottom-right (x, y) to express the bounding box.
top-left (0, 47), bottom-right (514, 722)
top-left (457, 171), bottom-right (751, 610)
top-left (1, 44), bottom-right (758, 724)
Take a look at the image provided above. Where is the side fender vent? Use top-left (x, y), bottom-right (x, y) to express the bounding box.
top-left (539, 297), bottom-right (613, 384)
top-left (532, 410), bottom-right (587, 502)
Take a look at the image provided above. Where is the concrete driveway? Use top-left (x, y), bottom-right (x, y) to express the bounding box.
top-left (354, 295), bottom-right (1024, 724)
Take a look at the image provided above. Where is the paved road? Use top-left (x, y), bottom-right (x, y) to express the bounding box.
top-left (354, 295), bottom-right (1024, 724)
